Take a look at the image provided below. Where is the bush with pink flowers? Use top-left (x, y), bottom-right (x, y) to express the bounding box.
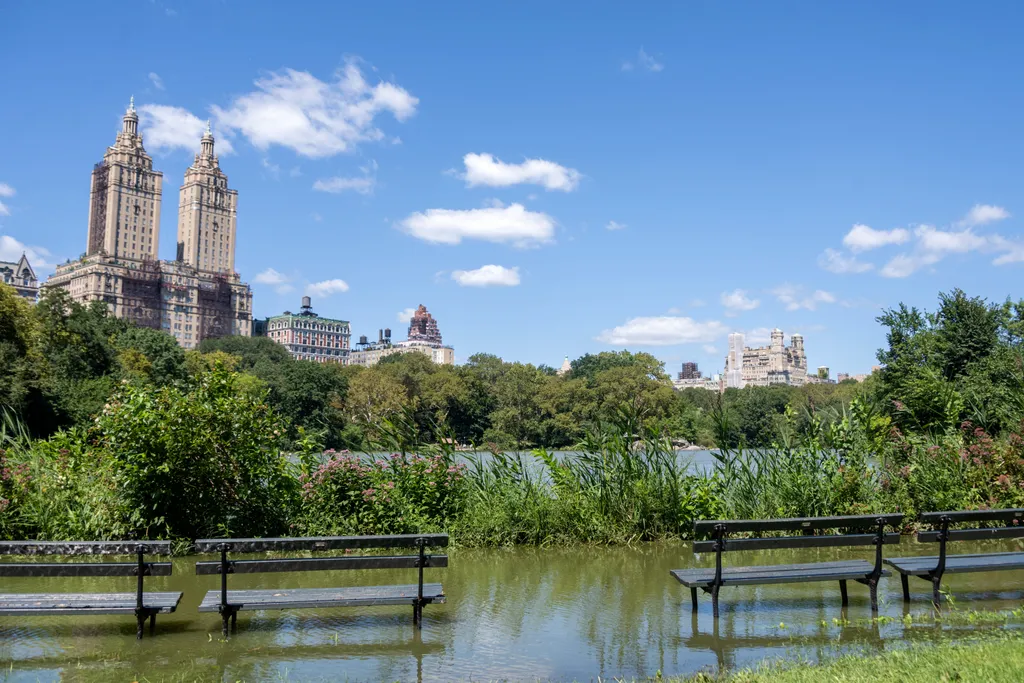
top-left (296, 450), bottom-right (467, 536)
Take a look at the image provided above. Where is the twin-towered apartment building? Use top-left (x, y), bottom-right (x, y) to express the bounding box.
top-left (46, 99), bottom-right (252, 348)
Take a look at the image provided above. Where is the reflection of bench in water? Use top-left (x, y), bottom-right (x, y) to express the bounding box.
top-left (0, 541), bottom-right (182, 639)
top-left (671, 514), bottom-right (904, 617)
top-left (887, 508), bottom-right (1024, 607)
top-left (195, 534), bottom-right (448, 636)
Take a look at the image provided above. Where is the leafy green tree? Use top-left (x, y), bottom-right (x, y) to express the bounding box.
top-left (114, 326), bottom-right (186, 385)
top-left (570, 350), bottom-right (667, 384)
top-left (346, 367), bottom-right (408, 429)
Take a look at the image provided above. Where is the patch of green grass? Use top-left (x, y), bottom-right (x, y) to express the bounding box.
top-left (673, 630), bottom-right (1024, 682)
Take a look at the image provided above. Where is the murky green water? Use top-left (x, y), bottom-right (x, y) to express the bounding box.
top-left (1, 537), bottom-right (1023, 682)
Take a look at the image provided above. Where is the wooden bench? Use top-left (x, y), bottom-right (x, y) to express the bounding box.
top-left (671, 514), bottom-right (903, 617)
top-left (0, 541), bottom-right (181, 639)
top-left (195, 534), bottom-right (448, 635)
top-left (885, 508), bottom-right (1024, 607)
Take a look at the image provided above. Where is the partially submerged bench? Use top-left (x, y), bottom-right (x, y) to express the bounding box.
top-left (195, 534), bottom-right (448, 635)
top-left (671, 514), bottom-right (903, 617)
top-left (886, 508), bottom-right (1024, 607)
top-left (0, 541), bottom-right (181, 638)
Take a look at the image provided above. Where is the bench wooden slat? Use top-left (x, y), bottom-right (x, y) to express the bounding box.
top-left (918, 527), bottom-right (1024, 543)
top-left (0, 591), bottom-right (182, 615)
top-left (195, 554), bottom-right (448, 575)
top-left (671, 561), bottom-right (888, 587)
top-left (0, 562), bottom-right (172, 578)
top-left (693, 532), bottom-right (900, 553)
top-left (920, 509), bottom-right (1024, 524)
top-left (0, 541), bottom-right (173, 556)
top-left (694, 514), bottom-right (903, 536)
top-left (886, 551), bottom-right (1024, 576)
top-left (197, 584), bottom-right (445, 612)
top-left (194, 534), bottom-right (449, 553)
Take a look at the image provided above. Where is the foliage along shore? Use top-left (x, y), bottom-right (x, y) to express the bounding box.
top-left (0, 284), bottom-right (1023, 547)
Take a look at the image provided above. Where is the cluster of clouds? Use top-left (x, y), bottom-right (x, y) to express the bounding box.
top-left (253, 268), bottom-right (349, 299)
top-left (0, 182), bottom-right (14, 217)
top-left (819, 204), bottom-right (1020, 277)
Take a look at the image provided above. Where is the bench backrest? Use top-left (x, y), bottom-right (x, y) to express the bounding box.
top-left (194, 533), bottom-right (449, 576)
top-left (0, 541), bottom-right (173, 578)
top-left (693, 514), bottom-right (903, 553)
top-left (918, 509), bottom-right (1024, 543)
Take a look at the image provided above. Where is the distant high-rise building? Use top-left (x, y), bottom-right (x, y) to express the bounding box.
top-left (726, 329), bottom-right (808, 387)
top-left (557, 356), bottom-right (572, 376)
top-left (678, 361), bottom-right (701, 380)
top-left (87, 98), bottom-right (163, 261)
top-left (407, 304), bottom-right (442, 345)
top-left (176, 122), bottom-right (238, 274)
top-left (264, 296), bottom-right (351, 363)
top-left (0, 253), bottom-right (39, 302)
top-left (726, 333), bottom-right (745, 388)
top-left (46, 100), bottom-right (252, 348)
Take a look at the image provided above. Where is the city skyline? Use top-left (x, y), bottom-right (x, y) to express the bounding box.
top-left (2, 2), bottom-right (1023, 374)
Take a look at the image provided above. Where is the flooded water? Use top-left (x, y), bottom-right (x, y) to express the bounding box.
top-left (2, 537), bottom-right (1023, 682)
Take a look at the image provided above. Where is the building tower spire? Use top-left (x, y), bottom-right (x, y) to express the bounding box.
top-left (122, 96), bottom-right (139, 135)
top-left (200, 121), bottom-right (215, 158)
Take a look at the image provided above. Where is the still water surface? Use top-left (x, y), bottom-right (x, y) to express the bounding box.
top-left (1, 538), bottom-right (1023, 682)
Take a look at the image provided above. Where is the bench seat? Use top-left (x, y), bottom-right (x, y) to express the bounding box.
top-left (0, 591), bottom-right (182, 616)
top-left (198, 583), bottom-right (445, 612)
top-left (671, 560), bottom-right (889, 587)
top-left (886, 551), bottom-right (1024, 577)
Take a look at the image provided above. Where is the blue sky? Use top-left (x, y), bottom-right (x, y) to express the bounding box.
top-left (2, 1), bottom-right (1022, 375)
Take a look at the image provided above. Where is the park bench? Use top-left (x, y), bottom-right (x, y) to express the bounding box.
top-left (885, 508), bottom-right (1024, 607)
top-left (195, 533), bottom-right (448, 635)
top-left (671, 514), bottom-right (903, 617)
top-left (0, 541), bottom-right (181, 639)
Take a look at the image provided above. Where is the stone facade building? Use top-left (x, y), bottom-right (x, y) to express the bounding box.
top-left (46, 101), bottom-right (252, 349)
top-left (724, 328), bottom-right (808, 388)
top-left (348, 305), bottom-right (454, 367)
top-left (264, 297), bottom-right (351, 363)
top-left (0, 253), bottom-right (39, 302)
top-left (407, 304), bottom-right (442, 345)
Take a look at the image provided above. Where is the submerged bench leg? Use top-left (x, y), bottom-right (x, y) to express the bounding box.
top-left (869, 578), bottom-right (879, 612)
top-left (149, 613), bottom-right (156, 636)
top-left (900, 574), bottom-right (910, 603)
top-left (839, 580), bottom-right (848, 607)
top-left (690, 587), bottom-right (698, 613)
top-left (932, 576), bottom-right (942, 609)
top-left (136, 613), bottom-right (145, 640)
top-left (711, 583), bottom-right (720, 619)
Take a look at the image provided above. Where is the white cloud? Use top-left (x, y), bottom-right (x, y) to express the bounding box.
top-left (313, 176), bottom-right (375, 195)
top-left (397, 307), bottom-right (416, 324)
top-left (305, 279), bottom-right (350, 297)
top-left (211, 61), bottom-right (417, 158)
top-left (720, 289), bottom-right (760, 315)
top-left (842, 224), bottom-right (911, 252)
top-left (314, 160), bottom-right (377, 195)
top-left (772, 284), bottom-right (837, 311)
top-left (460, 153), bottom-right (581, 192)
top-left (817, 247), bottom-right (874, 274)
top-left (622, 47), bottom-right (664, 72)
top-left (960, 204), bottom-right (1010, 227)
top-left (0, 182), bottom-right (14, 215)
top-left (606, 220), bottom-right (627, 231)
top-left (745, 327), bottom-right (773, 345)
top-left (451, 265), bottom-right (520, 287)
top-left (596, 316), bottom-right (727, 346)
top-left (148, 72), bottom-right (165, 91)
top-left (881, 225), bottom-right (994, 277)
top-left (138, 104), bottom-right (235, 154)
top-left (399, 202), bottom-right (555, 247)
top-left (253, 267), bottom-right (294, 294)
top-left (703, 345), bottom-right (718, 354)
top-left (0, 235), bottom-right (52, 269)
top-left (261, 157), bottom-right (281, 179)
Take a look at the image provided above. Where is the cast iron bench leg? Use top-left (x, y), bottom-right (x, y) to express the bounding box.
top-left (149, 613), bottom-right (156, 636)
top-left (690, 587), bottom-right (698, 613)
top-left (839, 580), bottom-right (848, 606)
top-left (869, 577), bottom-right (879, 612)
top-left (136, 613), bottom-right (145, 640)
top-left (900, 574), bottom-right (910, 603)
top-left (932, 576), bottom-right (941, 608)
top-left (711, 583), bottom-right (720, 619)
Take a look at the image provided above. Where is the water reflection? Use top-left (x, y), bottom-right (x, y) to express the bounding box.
top-left (0, 538), bottom-right (1022, 681)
